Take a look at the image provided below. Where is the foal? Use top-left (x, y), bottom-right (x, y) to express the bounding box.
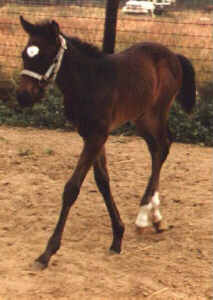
top-left (17, 16), bottom-right (196, 268)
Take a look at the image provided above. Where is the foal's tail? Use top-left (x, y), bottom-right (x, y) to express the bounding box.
top-left (176, 54), bottom-right (196, 114)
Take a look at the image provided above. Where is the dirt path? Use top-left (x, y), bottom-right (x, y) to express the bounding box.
top-left (0, 126), bottom-right (212, 300)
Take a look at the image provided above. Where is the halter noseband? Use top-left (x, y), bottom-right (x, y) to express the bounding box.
top-left (21, 34), bottom-right (67, 85)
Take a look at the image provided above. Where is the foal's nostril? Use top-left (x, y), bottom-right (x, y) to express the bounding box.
top-left (16, 90), bottom-right (33, 107)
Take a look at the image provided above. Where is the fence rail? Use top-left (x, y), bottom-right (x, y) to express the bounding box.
top-left (0, 1), bottom-right (212, 92)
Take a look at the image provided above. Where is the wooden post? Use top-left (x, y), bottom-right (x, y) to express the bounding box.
top-left (102, 0), bottom-right (120, 54)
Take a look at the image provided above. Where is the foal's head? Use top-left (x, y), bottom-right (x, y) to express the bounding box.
top-left (17, 16), bottom-right (63, 107)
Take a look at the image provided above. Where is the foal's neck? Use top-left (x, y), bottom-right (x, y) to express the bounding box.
top-left (56, 36), bottom-right (110, 93)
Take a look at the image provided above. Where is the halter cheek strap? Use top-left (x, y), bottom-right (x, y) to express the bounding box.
top-left (21, 34), bottom-right (67, 85)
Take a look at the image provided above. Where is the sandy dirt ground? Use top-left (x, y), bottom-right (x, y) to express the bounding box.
top-left (0, 126), bottom-right (212, 300)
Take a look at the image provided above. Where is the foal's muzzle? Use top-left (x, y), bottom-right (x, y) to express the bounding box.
top-left (16, 90), bottom-right (34, 108)
top-left (16, 72), bottom-right (46, 108)
top-left (16, 84), bottom-right (45, 108)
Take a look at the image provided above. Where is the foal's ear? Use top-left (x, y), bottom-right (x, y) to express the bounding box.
top-left (20, 16), bottom-right (36, 35)
top-left (50, 20), bottom-right (60, 38)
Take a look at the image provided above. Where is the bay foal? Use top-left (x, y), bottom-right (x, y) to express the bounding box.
top-left (17, 16), bottom-right (196, 268)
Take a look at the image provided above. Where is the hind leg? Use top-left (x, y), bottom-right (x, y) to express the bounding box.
top-left (135, 115), bottom-right (172, 232)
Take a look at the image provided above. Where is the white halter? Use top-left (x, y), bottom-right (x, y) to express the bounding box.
top-left (21, 34), bottom-right (67, 85)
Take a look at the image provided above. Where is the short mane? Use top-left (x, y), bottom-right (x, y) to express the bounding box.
top-left (68, 36), bottom-right (105, 59)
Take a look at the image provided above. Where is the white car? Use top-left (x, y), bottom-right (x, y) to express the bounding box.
top-left (122, 0), bottom-right (175, 16)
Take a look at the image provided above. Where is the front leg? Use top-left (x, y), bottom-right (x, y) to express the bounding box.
top-left (35, 134), bottom-right (107, 269)
top-left (93, 147), bottom-right (125, 254)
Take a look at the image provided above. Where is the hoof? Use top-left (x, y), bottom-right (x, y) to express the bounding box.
top-left (110, 244), bottom-right (121, 254)
top-left (31, 260), bottom-right (47, 271)
top-left (135, 225), bottom-right (152, 235)
top-left (109, 249), bottom-right (120, 256)
top-left (153, 220), bottom-right (169, 233)
top-left (33, 254), bottom-right (49, 270)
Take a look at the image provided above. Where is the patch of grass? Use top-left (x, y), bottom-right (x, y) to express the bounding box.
top-left (18, 148), bottom-right (33, 157)
top-left (0, 136), bottom-right (9, 143)
top-left (44, 148), bottom-right (55, 155)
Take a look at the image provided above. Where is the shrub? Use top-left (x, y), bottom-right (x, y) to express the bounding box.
top-left (169, 98), bottom-right (213, 146)
top-left (0, 86), bottom-right (67, 129)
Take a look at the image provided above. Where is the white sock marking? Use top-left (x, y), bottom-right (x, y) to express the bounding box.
top-left (135, 192), bottom-right (163, 228)
top-left (135, 203), bottom-right (152, 228)
top-left (151, 192), bottom-right (162, 223)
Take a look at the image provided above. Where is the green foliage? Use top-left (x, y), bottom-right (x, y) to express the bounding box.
top-left (0, 87), bottom-right (67, 129)
top-left (169, 98), bottom-right (213, 146)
